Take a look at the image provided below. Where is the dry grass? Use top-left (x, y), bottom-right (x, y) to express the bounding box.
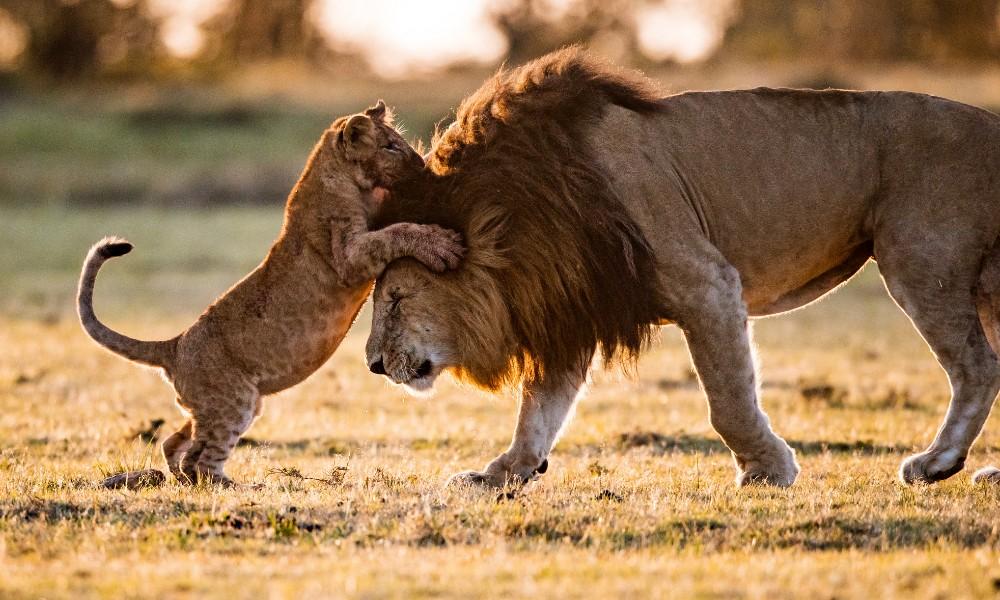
top-left (3, 207), bottom-right (1000, 598)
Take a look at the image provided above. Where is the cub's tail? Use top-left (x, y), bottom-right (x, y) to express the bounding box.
top-left (77, 237), bottom-right (177, 370)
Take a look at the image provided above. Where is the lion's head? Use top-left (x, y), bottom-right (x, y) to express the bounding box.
top-left (365, 48), bottom-right (667, 393)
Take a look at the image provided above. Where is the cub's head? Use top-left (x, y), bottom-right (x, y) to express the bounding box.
top-left (320, 101), bottom-right (424, 199)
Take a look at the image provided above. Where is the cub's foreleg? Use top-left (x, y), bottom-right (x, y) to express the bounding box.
top-left (331, 222), bottom-right (464, 286)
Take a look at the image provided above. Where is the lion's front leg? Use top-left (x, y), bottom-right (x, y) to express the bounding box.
top-left (447, 363), bottom-right (589, 490)
top-left (679, 264), bottom-right (799, 487)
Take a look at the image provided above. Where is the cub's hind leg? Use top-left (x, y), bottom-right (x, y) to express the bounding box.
top-left (179, 380), bottom-right (260, 486)
top-left (877, 235), bottom-right (1000, 483)
top-left (161, 418), bottom-right (193, 481)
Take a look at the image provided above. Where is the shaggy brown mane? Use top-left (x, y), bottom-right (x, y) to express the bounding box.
top-left (376, 47), bottom-right (669, 389)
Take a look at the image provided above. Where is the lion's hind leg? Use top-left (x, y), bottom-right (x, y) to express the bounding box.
top-left (973, 466), bottom-right (1000, 483)
top-left (976, 242), bottom-right (1000, 357)
top-left (877, 236), bottom-right (1000, 484)
top-left (971, 243), bottom-right (1000, 484)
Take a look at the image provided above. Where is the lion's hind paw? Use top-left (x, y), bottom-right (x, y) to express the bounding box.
top-left (972, 466), bottom-right (1000, 484)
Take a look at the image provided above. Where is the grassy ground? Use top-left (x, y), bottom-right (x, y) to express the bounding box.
top-left (3, 207), bottom-right (1000, 599)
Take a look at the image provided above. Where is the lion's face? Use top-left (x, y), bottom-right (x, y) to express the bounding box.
top-left (365, 259), bottom-right (458, 393)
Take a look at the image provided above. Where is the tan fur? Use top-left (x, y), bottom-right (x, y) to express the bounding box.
top-left (366, 48), bottom-right (1000, 489)
top-left (78, 102), bottom-right (463, 486)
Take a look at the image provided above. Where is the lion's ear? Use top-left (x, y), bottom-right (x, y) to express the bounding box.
top-left (340, 114), bottom-right (377, 160)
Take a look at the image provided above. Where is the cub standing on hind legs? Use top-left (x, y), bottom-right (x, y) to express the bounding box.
top-left (77, 101), bottom-right (463, 486)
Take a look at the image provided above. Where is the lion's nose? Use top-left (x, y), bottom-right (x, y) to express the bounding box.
top-left (369, 358), bottom-right (386, 375)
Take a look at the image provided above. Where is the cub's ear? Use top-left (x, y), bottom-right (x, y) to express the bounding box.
top-left (340, 114), bottom-right (377, 160)
top-left (364, 99), bottom-right (388, 123)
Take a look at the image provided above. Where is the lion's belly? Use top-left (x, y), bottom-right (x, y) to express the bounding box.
top-left (733, 239), bottom-right (874, 315)
top-left (705, 195), bottom-right (874, 313)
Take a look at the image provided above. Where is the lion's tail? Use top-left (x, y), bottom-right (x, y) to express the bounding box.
top-left (77, 237), bottom-right (177, 370)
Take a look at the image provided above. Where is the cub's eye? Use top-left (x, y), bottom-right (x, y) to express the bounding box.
top-left (389, 295), bottom-right (402, 311)
top-left (383, 142), bottom-right (401, 153)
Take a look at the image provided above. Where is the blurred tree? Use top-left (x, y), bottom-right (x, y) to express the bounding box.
top-left (0, 0), bottom-right (161, 80)
top-left (200, 0), bottom-right (327, 65)
top-left (492, 0), bottom-right (641, 65)
top-left (720, 0), bottom-right (1000, 64)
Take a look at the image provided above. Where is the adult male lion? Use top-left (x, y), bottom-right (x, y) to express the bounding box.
top-left (365, 48), bottom-right (1000, 489)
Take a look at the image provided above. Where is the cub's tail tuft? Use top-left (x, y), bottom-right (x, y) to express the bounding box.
top-left (98, 238), bottom-right (134, 258)
top-left (77, 238), bottom-right (177, 369)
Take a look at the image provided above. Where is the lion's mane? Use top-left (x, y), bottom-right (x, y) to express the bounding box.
top-left (376, 47), bottom-right (669, 389)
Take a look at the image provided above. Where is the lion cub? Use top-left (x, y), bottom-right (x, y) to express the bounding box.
top-left (77, 102), bottom-right (462, 486)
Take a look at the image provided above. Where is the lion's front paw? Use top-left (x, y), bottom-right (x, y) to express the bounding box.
top-left (416, 226), bottom-right (465, 272)
top-left (446, 458), bottom-right (548, 491)
top-left (900, 449), bottom-right (965, 484)
top-left (735, 441), bottom-right (799, 487)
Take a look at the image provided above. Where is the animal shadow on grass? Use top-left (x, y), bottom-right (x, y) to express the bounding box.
top-left (236, 437), bottom-right (352, 456)
top-left (513, 513), bottom-right (993, 552)
top-left (617, 431), bottom-right (913, 456)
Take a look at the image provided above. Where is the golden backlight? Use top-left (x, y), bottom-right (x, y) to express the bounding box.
top-left (146, 0), bottom-right (734, 77)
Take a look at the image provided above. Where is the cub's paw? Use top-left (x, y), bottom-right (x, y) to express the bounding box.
top-left (417, 226), bottom-right (465, 272)
top-left (736, 442), bottom-right (799, 488)
top-left (183, 466), bottom-right (240, 488)
top-left (900, 449), bottom-right (965, 484)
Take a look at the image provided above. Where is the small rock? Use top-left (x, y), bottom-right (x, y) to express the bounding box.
top-left (102, 469), bottom-right (166, 490)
